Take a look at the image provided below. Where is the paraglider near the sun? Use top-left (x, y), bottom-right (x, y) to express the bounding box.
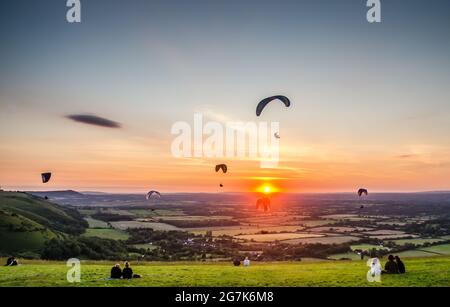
top-left (215, 164), bottom-right (227, 173)
top-left (256, 95), bottom-right (291, 117)
top-left (358, 188), bottom-right (368, 197)
top-left (41, 172), bottom-right (52, 183)
top-left (256, 197), bottom-right (271, 212)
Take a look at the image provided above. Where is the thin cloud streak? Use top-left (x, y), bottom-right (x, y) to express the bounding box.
top-left (65, 114), bottom-right (122, 129)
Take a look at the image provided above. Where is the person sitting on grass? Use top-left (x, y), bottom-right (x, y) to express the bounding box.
top-left (395, 256), bottom-right (406, 274)
top-left (5, 257), bottom-right (18, 266)
top-left (233, 258), bottom-right (241, 266)
top-left (122, 262), bottom-right (133, 279)
top-left (243, 257), bottom-right (250, 267)
top-left (110, 264), bottom-right (122, 279)
top-left (383, 255), bottom-right (399, 274)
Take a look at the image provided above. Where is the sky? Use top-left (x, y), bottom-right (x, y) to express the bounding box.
top-left (0, 0), bottom-right (450, 193)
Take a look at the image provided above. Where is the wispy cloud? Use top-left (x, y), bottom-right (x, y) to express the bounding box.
top-left (65, 114), bottom-right (122, 129)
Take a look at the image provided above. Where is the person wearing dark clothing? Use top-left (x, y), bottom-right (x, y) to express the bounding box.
top-left (233, 259), bottom-right (241, 266)
top-left (122, 262), bottom-right (133, 279)
top-left (110, 264), bottom-right (122, 279)
top-left (395, 256), bottom-right (406, 274)
top-left (5, 257), bottom-right (14, 266)
top-left (383, 255), bottom-right (399, 274)
top-left (5, 257), bottom-right (18, 266)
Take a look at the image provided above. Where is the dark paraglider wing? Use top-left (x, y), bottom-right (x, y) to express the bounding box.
top-left (146, 190), bottom-right (161, 200)
top-left (256, 95), bottom-right (291, 117)
top-left (215, 164), bottom-right (227, 173)
top-left (357, 188), bottom-right (368, 197)
top-left (41, 172), bottom-right (52, 183)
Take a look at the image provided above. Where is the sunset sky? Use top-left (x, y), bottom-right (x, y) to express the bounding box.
top-left (1, 0), bottom-right (450, 193)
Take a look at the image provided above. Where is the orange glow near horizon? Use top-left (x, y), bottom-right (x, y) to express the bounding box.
top-left (256, 183), bottom-right (279, 195)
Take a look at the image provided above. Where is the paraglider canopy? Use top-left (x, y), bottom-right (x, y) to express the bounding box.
top-left (41, 173), bottom-right (52, 184)
top-left (256, 95), bottom-right (291, 117)
top-left (146, 190), bottom-right (161, 200)
top-left (358, 188), bottom-right (368, 197)
top-left (215, 164), bottom-right (227, 173)
top-left (256, 197), bottom-right (271, 212)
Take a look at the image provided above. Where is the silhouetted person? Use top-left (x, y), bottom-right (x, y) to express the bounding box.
top-left (233, 259), bottom-right (241, 266)
top-left (5, 257), bottom-right (18, 266)
top-left (395, 256), bottom-right (405, 274)
top-left (5, 257), bottom-right (14, 266)
top-left (110, 264), bottom-right (122, 279)
top-left (122, 262), bottom-right (133, 279)
top-left (383, 255), bottom-right (399, 274)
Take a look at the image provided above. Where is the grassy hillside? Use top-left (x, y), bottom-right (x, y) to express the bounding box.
top-left (0, 257), bottom-right (449, 287)
top-left (0, 192), bottom-right (88, 254)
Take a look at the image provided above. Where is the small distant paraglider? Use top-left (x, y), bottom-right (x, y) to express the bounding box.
top-left (146, 190), bottom-right (161, 200)
top-left (215, 164), bottom-right (228, 188)
top-left (41, 172), bottom-right (52, 184)
top-left (256, 197), bottom-right (271, 212)
top-left (215, 164), bottom-right (227, 173)
top-left (358, 188), bottom-right (368, 210)
top-left (358, 188), bottom-right (368, 197)
top-left (256, 95), bottom-right (291, 117)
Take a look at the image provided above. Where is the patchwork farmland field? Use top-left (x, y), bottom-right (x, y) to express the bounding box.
top-left (283, 235), bottom-right (360, 245)
top-left (110, 221), bottom-right (180, 231)
top-left (83, 228), bottom-right (130, 241)
top-left (235, 233), bottom-right (323, 242)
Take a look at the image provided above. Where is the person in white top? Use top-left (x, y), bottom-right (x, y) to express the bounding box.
top-left (243, 257), bottom-right (250, 267)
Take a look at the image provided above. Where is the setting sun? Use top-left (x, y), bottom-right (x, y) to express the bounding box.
top-left (257, 184), bottom-right (279, 194)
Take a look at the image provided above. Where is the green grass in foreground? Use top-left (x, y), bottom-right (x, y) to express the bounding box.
top-left (0, 257), bottom-right (449, 287)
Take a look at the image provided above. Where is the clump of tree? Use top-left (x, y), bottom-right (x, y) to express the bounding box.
top-left (41, 237), bottom-right (128, 260)
top-left (126, 229), bottom-right (239, 261)
top-left (258, 243), bottom-right (352, 261)
top-left (91, 212), bottom-right (134, 222)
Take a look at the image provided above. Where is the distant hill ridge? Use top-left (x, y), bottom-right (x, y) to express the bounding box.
top-left (27, 190), bottom-right (85, 197)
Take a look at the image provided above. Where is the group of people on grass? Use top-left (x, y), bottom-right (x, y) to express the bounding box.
top-left (383, 255), bottom-right (406, 274)
top-left (233, 256), bottom-right (251, 267)
top-left (110, 261), bottom-right (141, 279)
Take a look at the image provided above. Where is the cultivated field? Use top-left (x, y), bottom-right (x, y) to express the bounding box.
top-left (110, 221), bottom-right (180, 231)
top-left (235, 233), bottom-right (323, 242)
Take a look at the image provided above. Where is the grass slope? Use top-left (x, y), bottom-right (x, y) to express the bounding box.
top-left (0, 257), bottom-right (449, 287)
top-left (0, 192), bottom-right (87, 254)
